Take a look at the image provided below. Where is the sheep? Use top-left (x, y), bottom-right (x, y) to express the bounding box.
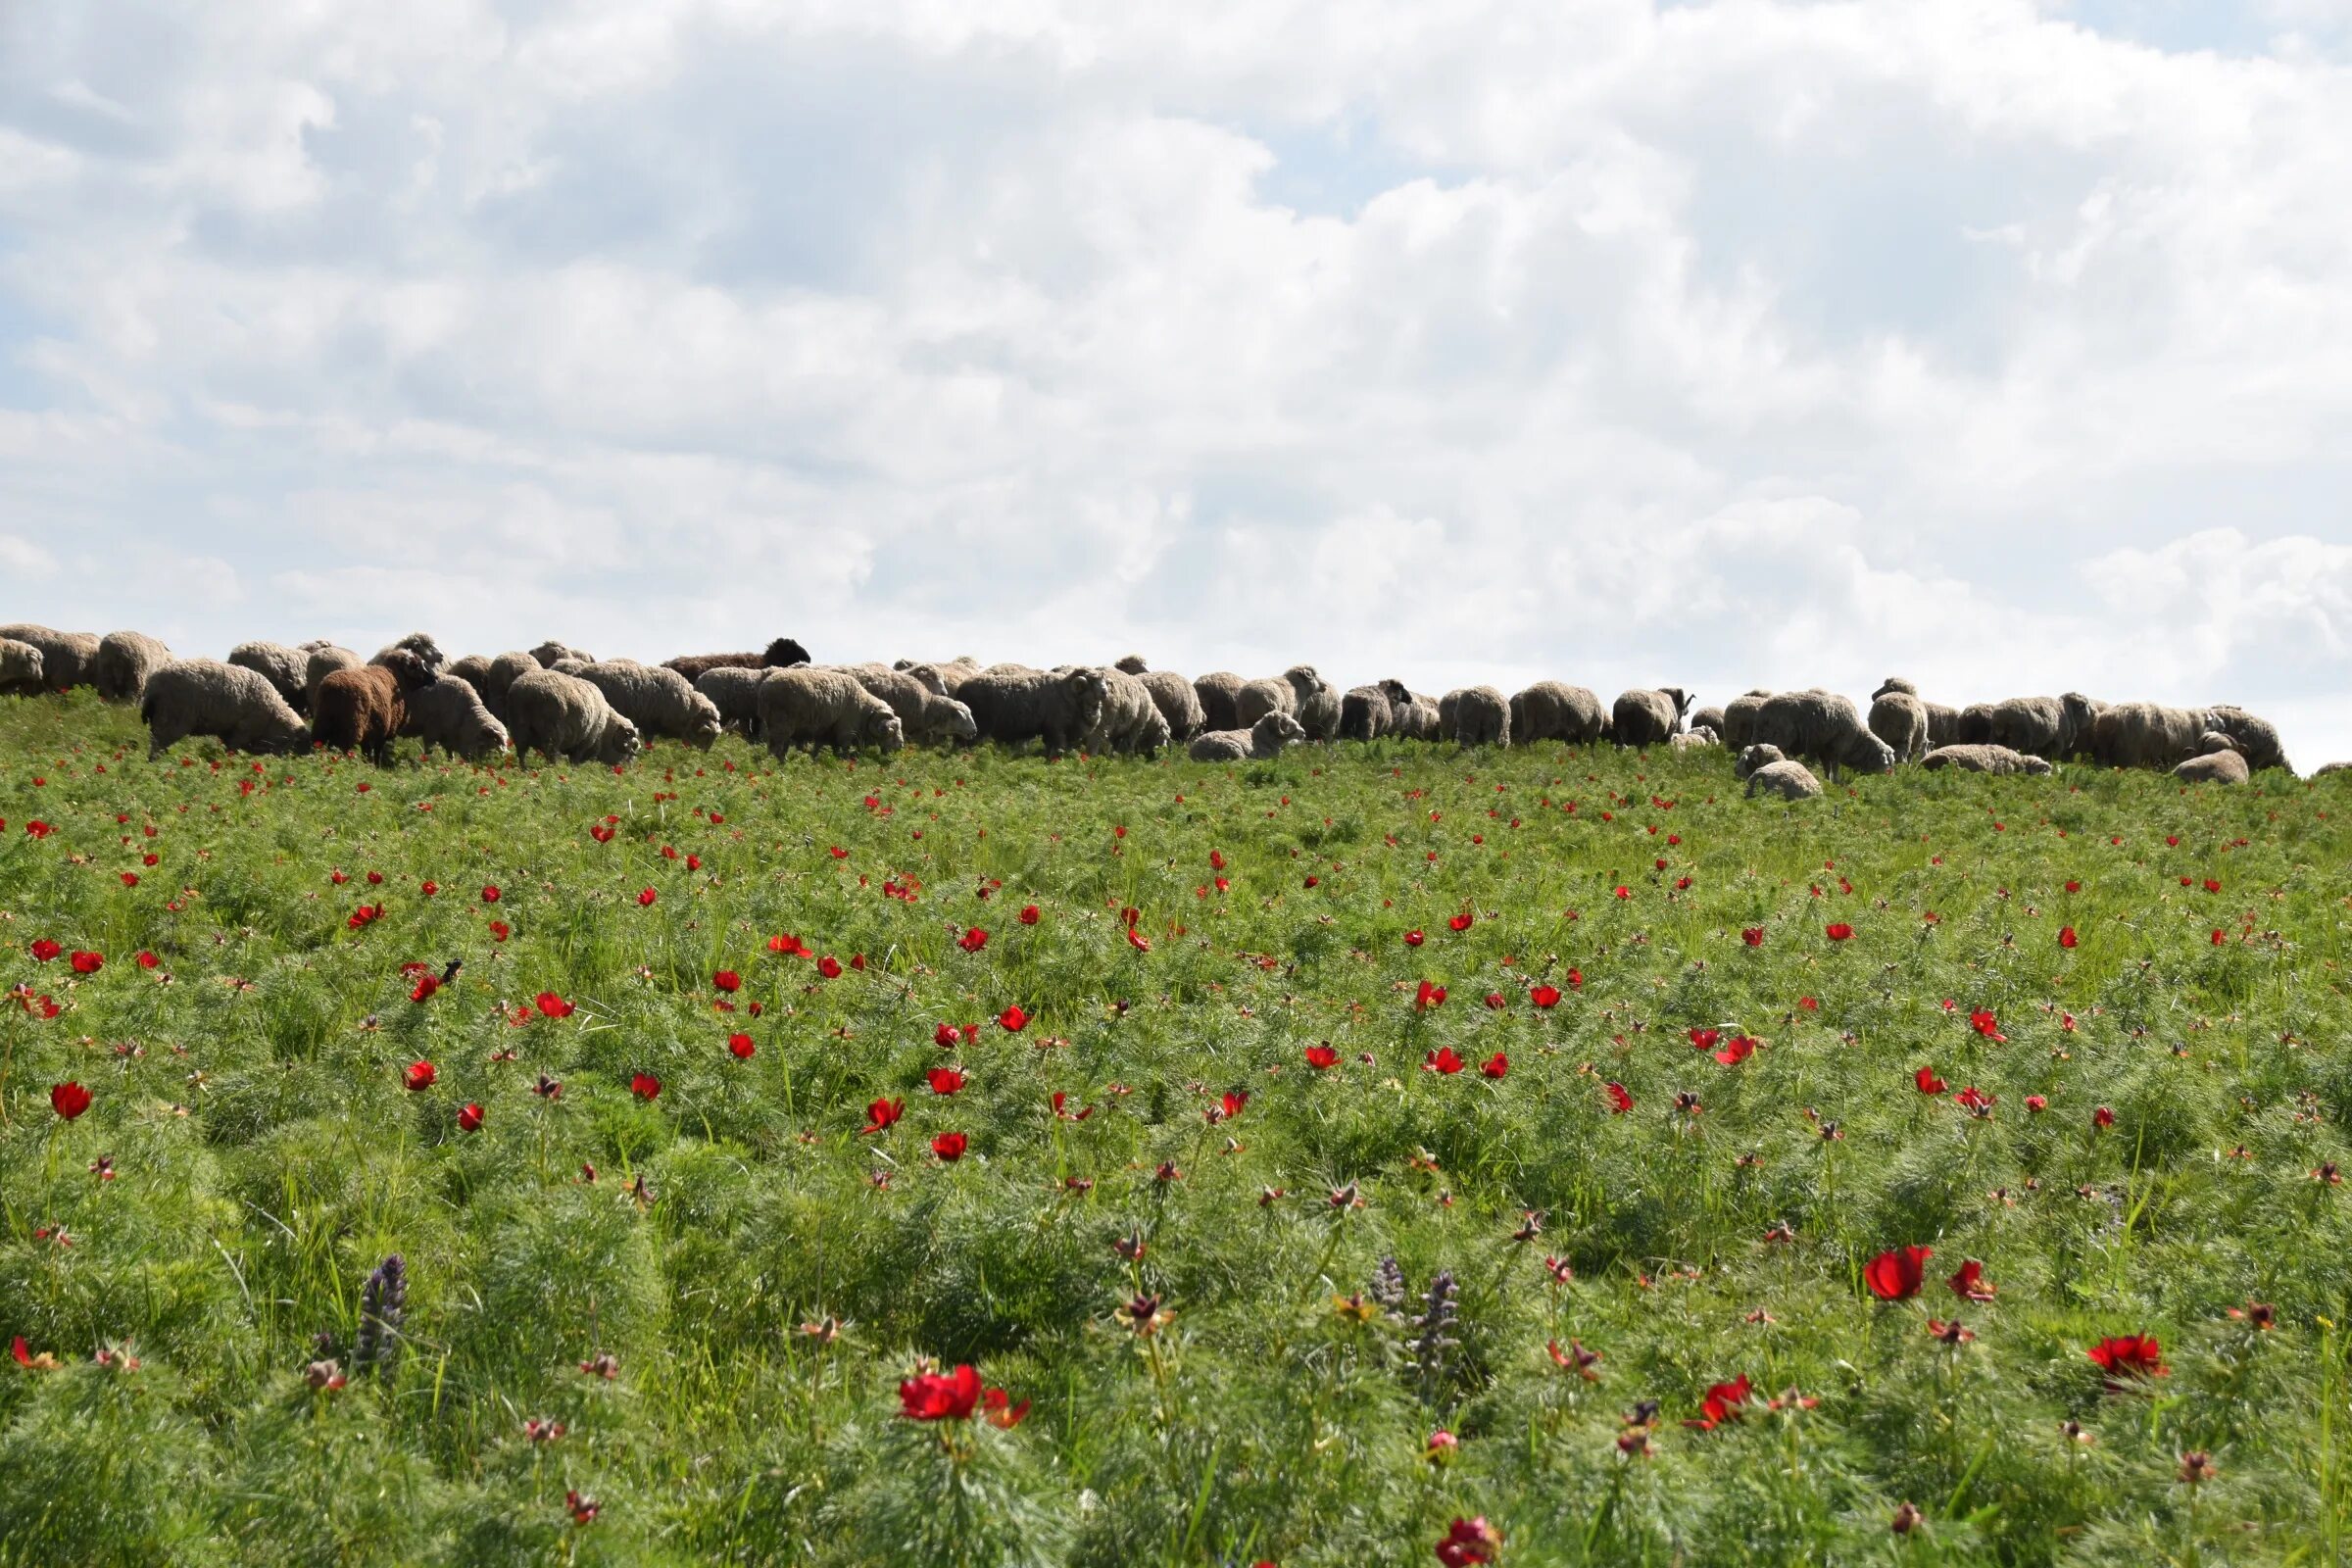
top-left (2174, 748), bottom-right (2251, 785)
top-left (757, 667), bottom-right (905, 758)
top-left (1984, 693), bottom-right (2101, 760)
top-left (530, 641), bottom-right (594, 667)
top-left (140, 659), bottom-right (311, 760)
top-left (1340, 684), bottom-right (1394, 742)
top-left (0, 638), bottom-right (46, 695)
top-left (1277, 665), bottom-right (1340, 740)
top-left (401, 675), bottom-right (509, 760)
top-left (1670, 727), bottom-right (1720, 751)
top-left (2087, 701), bottom-right (2212, 770)
top-left (895, 657), bottom-right (982, 695)
top-left (1686, 705), bottom-right (1726, 738)
top-left (1750, 690), bottom-right (1896, 779)
top-left (549, 658), bottom-right (590, 676)
top-left (314, 650), bottom-right (438, 764)
top-left (2313, 761), bottom-right (2352, 777)
top-left (478, 652), bottom-right (541, 721)
top-left (695, 667), bottom-right (769, 738)
top-left (1872, 677), bottom-right (1920, 699)
top-left (574, 660), bottom-right (724, 748)
top-left (1189, 711), bottom-right (1307, 762)
top-left (1734, 743), bottom-right (1786, 782)
top-left (1194, 671), bottom-right (1247, 732)
top-left (958, 664), bottom-right (1108, 756)
top-left (227, 641), bottom-right (313, 713)
top-left (1923, 703), bottom-right (1962, 750)
top-left (1920, 744), bottom-right (2054, 776)
top-left (1744, 760), bottom-right (1824, 801)
top-left (92, 631), bottom-right (172, 702)
top-left (2203, 706), bottom-right (2290, 774)
top-left (663, 637), bottom-right (812, 684)
top-left (445, 654), bottom-right (492, 690)
top-left (505, 669), bottom-right (644, 765)
top-left (1867, 691), bottom-right (1930, 762)
top-left (1235, 676), bottom-right (1296, 727)
top-left (1957, 704), bottom-right (1996, 746)
top-left (841, 662), bottom-right (980, 747)
top-left (1611, 687), bottom-right (1690, 747)
top-left (1389, 684), bottom-right (1443, 741)
top-left (304, 646), bottom-right (364, 711)
top-left (1080, 666), bottom-right (1171, 756)
top-left (372, 633), bottom-right (447, 676)
top-left (1137, 670), bottom-right (1204, 742)
top-left (0, 624), bottom-right (99, 691)
top-left (1441, 685), bottom-right (1511, 747)
top-left (1719, 690), bottom-right (1772, 750)
top-left (1508, 681), bottom-right (1608, 746)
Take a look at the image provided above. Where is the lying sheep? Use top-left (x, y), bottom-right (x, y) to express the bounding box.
top-left (663, 637), bottom-right (811, 684)
top-left (304, 646), bottom-right (363, 711)
top-left (2174, 747), bottom-right (2250, 785)
top-left (402, 674), bottom-right (509, 760)
top-left (1441, 685), bottom-right (1511, 747)
top-left (0, 638), bottom-right (46, 695)
top-left (1734, 744), bottom-right (1786, 781)
top-left (576, 661), bottom-right (722, 748)
top-left (227, 641), bottom-right (313, 713)
top-left (1744, 760), bottom-right (1824, 801)
top-left (140, 659), bottom-right (312, 760)
top-left (757, 667), bottom-right (905, 758)
top-left (695, 667), bottom-right (768, 738)
top-left (1194, 671), bottom-right (1247, 732)
top-left (1189, 711), bottom-right (1307, 762)
top-left (1611, 687), bottom-right (1690, 748)
top-left (1340, 684), bottom-right (1394, 742)
top-left (1510, 682), bottom-right (1609, 746)
top-left (1985, 693), bottom-right (2100, 760)
top-left (506, 669), bottom-right (644, 765)
top-left (1867, 691), bottom-right (1930, 763)
top-left (315, 650), bottom-right (438, 764)
top-left (1719, 690), bottom-right (1772, 750)
top-left (373, 633), bottom-right (447, 675)
top-left (842, 663), bottom-right (980, 747)
top-left (1920, 744), bottom-right (2053, 776)
top-left (2087, 701), bottom-right (2211, 771)
top-left (959, 665), bottom-right (1107, 756)
top-left (2204, 706), bottom-right (2290, 774)
top-left (1670, 727), bottom-right (1720, 751)
top-left (1751, 690), bottom-right (1896, 779)
top-left (1082, 666), bottom-right (1171, 756)
top-left (93, 631), bottom-right (172, 702)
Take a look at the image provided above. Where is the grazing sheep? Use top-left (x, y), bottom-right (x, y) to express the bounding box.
top-left (1340, 684), bottom-right (1394, 742)
top-left (445, 654), bottom-right (492, 690)
top-left (695, 667), bottom-right (768, 738)
top-left (1921, 744), bottom-right (2054, 776)
top-left (549, 658), bottom-right (590, 676)
top-left (0, 638), bottom-right (46, 695)
top-left (478, 653), bottom-right (541, 721)
top-left (574, 661), bottom-right (723, 749)
top-left (1751, 690), bottom-right (1896, 779)
top-left (304, 646), bottom-right (364, 711)
top-left (1872, 677), bottom-right (1920, 699)
top-left (2174, 748), bottom-right (2251, 785)
top-left (1734, 744), bottom-right (1786, 781)
top-left (1277, 665), bottom-right (1340, 741)
top-left (1441, 685), bottom-right (1511, 747)
top-left (2313, 761), bottom-right (2352, 777)
top-left (2086, 701), bottom-right (2213, 771)
top-left (757, 667), bottom-right (905, 758)
top-left (0, 624), bottom-right (99, 692)
top-left (958, 665), bottom-right (1108, 756)
top-left (140, 659), bottom-right (311, 760)
top-left (315, 650), bottom-right (437, 765)
top-left (1719, 690), bottom-right (1772, 751)
top-left (92, 631), bottom-right (172, 702)
top-left (1687, 705), bottom-right (1726, 738)
top-left (1235, 676), bottom-right (1297, 727)
top-left (1388, 683), bottom-right (1443, 741)
top-left (1194, 671), bottom-right (1247, 732)
top-left (227, 641), bottom-right (312, 713)
top-left (1923, 702), bottom-right (1962, 750)
top-left (1081, 666), bottom-right (1172, 757)
top-left (1868, 691), bottom-right (1930, 763)
top-left (2204, 706), bottom-right (2290, 774)
top-left (1136, 670), bottom-right (1205, 742)
top-left (1957, 704), bottom-right (1996, 746)
top-left (1189, 711), bottom-right (1307, 762)
top-left (1611, 687), bottom-right (1690, 748)
top-left (529, 641), bottom-right (594, 668)
top-left (663, 637), bottom-right (812, 684)
top-left (1985, 693), bottom-right (2101, 760)
top-left (505, 669), bottom-right (644, 765)
top-left (1508, 681), bottom-right (1608, 746)
top-left (373, 632), bottom-right (447, 675)
top-left (402, 675), bottom-right (509, 760)
top-left (1744, 760), bottom-right (1824, 801)
top-left (895, 657), bottom-right (982, 695)
top-left (841, 663), bottom-right (980, 747)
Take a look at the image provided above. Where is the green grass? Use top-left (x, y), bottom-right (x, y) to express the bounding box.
top-left (1, 688), bottom-right (2348, 1566)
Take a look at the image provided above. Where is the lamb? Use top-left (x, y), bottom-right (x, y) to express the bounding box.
top-left (0, 638), bottom-right (46, 695)
top-left (1920, 744), bottom-right (2054, 776)
top-left (1750, 690), bottom-right (1896, 779)
top-left (1082, 666), bottom-right (1172, 757)
top-left (1508, 681), bottom-right (1609, 746)
top-left (2087, 702), bottom-right (2212, 770)
top-left (93, 631), bottom-right (172, 702)
top-left (1194, 671), bottom-right (1247, 732)
top-left (401, 675), bottom-right (509, 760)
top-left (958, 664), bottom-right (1108, 756)
top-left (140, 659), bottom-right (312, 760)
top-left (1719, 690), bottom-right (1772, 750)
top-left (2203, 706), bottom-right (2290, 774)
top-left (662, 637), bottom-right (812, 684)
top-left (695, 667), bottom-right (769, 738)
top-left (1734, 744), bottom-right (1786, 781)
top-left (2174, 747), bottom-right (2251, 785)
top-left (505, 669), bottom-right (644, 765)
top-left (841, 662), bottom-right (980, 747)
top-left (575, 661), bottom-right (723, 748)
top-left (1744, 760), bottom-right (1824, 801)
top-left (1867, 691), bottom-right (1930, 763)
top-left (227, 641), bottom-right (313, 713)
top-left (756, 667), bottom-right (906, 758)
top-left (0, 625), bottom-right (99, 691)
top-left (1235, 676), bottom-right (1297, 727)
top-left (529, 641), bottom-right (594, 668)
top-left (1984, 693), bottom-right (2101, 760)
top-left (373, 633), bottom-right (447, 676)
top-left (1441, 685), bottom-right (1511, 747)
top-left (1611, 687), bottom-right (1690, 748)
top-left (1340, 684), bottom-right (1394, 742)
top-left (314, 650), bottom-right (438, 764)
top-left (1188, 711), bottom-right (1307, 762)
top-left (304, 646), bottom-right (363, 711)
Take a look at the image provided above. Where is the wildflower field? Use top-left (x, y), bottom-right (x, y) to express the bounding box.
top-left (2, 692), bottom-right (2349, 1567)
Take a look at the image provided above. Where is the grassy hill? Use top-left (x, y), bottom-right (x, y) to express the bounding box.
top-left (1, 691), bottom-right (2346, 1566)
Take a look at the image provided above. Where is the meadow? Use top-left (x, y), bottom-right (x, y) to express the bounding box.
top-left (1, 689), bottom-right (2347, 1566)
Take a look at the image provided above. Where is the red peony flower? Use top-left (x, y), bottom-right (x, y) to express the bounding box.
top-left (69, 951), bottom-right (103, 975)
top-left (1483, 992), bottom-right (1506, 1010)
top-left (488, 921), bottom-right (510, 942)
top-left (728, 1033), bottom-right (756, 1058)
top-left (1305, 1045), bottom-right (1340, 1069)
top-left (2058, 926), bottom-right (2078, 950)
top-left (405, 1060), bottom-right (437, 1092)
top-left (1604, 1081), bottom-right (1634, 1114)
top-left (2087, 1334), bottom-right (2168, 1381)
top-left (1404, 930), bottom-right (1424, 947)
top-left (982, 1387), bottom-right (1030, 1428)
top-left (535, 992), bottom-right (575, 1018)
top-left (1825, 922), bottom-right (1855, 942)
top-left (816, 956), bottom-right (844, 979)
top-left (932, 1131), bottom-right (967, 1161)
top-left (1414, 980), bottom-right (1446, 1010)
top-left (1435, 1516), bottom-right (1499, 1566)
top-left (481, 886), bottom-right (501, 904)
top-left (712, 969), bottom-right (741, 993)
top-left (410, 973), bottom-right (440, 1004)
top-left (1865, 1245), bottom-right (1933, 1300)
top-left (1741, 926), bottom-right (1765, 947)
top-left (2092, 1105), bottom-right (2115, 1129)
top-left (1713, 1036), bottom-right (1755, 1066)
top-left (636, 888), bottom-right (657, 906)
top-left (998, 1004), bottom-right (1029, 1032)
top-left (928, 1066), bottom-right (965, 1095)
top-left (137, 952), bottom-right (159, 969)
top-left (1969, 1008), bottom-right (2005, 1042)
top-left (1424, 1046), bottom-right (1465, 1075)
top-left (860, 1098), bottom-right (904, 1134)
top-left (29, 939), bottom-right (60, 962)
top-left (419, 881), bottom-right (438, 897)
top-left (1018, 905), bottom-right (1040, 925)
top-left (1948, 1259), bottom-right (1995, 1301)
top-left (50, 1081), bottom-right (91, 1120)
top-left (1530, 983), bottom-right (1561, 1008)
top-left (1480, 1052), bottom-right (1509, 1079)
top-left (900, 1363), bottom-right (982, 1421)
top-left (1449, 911), bottom-right (1473, 933)
top-left (958, 926), bottom-right (988, 954)
top-left (1915, 1066), bottom-right (1947, 1095)
top-left (630, 1073), bottom-right (662, 1101)
top-left (1689, 1027), bottom-right (1719, 1052)
top-left (458, 1102), bottom-right (484, 1132)
top-left (1685, 1374), bottom-right (1753, 1431)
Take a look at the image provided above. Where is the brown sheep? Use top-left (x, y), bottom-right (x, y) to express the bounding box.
top-left (662, 638), bottom-right (811, 684)
top-left (314, 650), bottom-right (435, 765)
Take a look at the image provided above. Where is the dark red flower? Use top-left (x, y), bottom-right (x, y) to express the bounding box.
top-left (481, 885), bottom-right (501, 904)
top-left (1865, 1246), bottom-right (1933, 1301)
top-left (410, 973), bottom-right (440, 1004)
top-left (958, 927), bottom-right (989, 954)
top-left (69, 951), bottom-right (103, 975)
top-left (1483, 992), bottom-right (1506, 1010)
top-left (29, 939), bottom-right (60, 962)
top-left (1448, 911), bottom-right (1473, 933)
top-left (1221, 1090), bottom-right (1249, 1118)
top-left (932, 1131), bottom-right (967, 1161)
top-left (419, 881), bottom-right (438, 897)
top-left (405, 1060), bottom-right (437, 1092)
top-left (860, 1097), bottom-right (904, 1134)
top-left (1948, 1259), bottom-right (1995, 1301)
top-left (728, 1032), bottom-right (756, 1058)
top-left (1741, 926), bottom-right (1765, 947)
top-left (2087, 1334), bottom-right (2168, 1380)
top-left (1018, 905), bottom-right (1040, 925)
top-left (50, 1081), bottom-right (91, 1120)
top-left (636, 888), bottom-right (657, 907)
top-left (998, 1004), bottom-right (1029, 1032)
top-left (928, 1067), bottom-right (965, 1095)
top-left (2092, 1105), bottom-right (2116, 1129)
top-left (817, 956), bottom-right (844, 978)
top-left (1604, 1081), bottom-right (1634, 1114)
top-left (1305, 1045), bottom-right (1340, 1070)
top-left (1954, 1084), bottom-right (1996, 1113)
top-left (488, 921), bottom-right (510, 942)
top-left (1825, 922), bottom-right (1855, 942)
top-left (1435, 1517), bottom-right (1499, 1567)
top-left (630, 1073), bottom-right (662, 1101)
top-left (768, 932), bottom-right (807, 956)
top-left (1530, 983), bottom-right (1561, 1008)
top-left (1915, 1064), bottom-right (1948, 1095)
top-left (2058, 926), bottom-right (2078, 950)
top-left (1480, 1053), bottom-right (1509, 1079)
top-left (1424, 1046), bottom-right (1465, 1074)
top-left (535, 991), bottom-right (574, 1018)
top-left (900, 1363), bottom-right (982, 1421)
top-left (712, 969), bottom-right (742, 993)
top-left (136, 952), bottom-right (159, 969)
top-left (1969, 1008), bottom-right (2005, 1042)
top-left (458, 1102), bottom-right (484, 1132)
top-left (1404, 929), bottom-right (1425, 947)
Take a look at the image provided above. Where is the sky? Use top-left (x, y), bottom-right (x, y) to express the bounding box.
top-left (3, 0), bottom-right (2351, 765)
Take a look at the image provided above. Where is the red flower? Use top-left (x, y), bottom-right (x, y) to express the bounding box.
top-left (2203, 878), bottom-right (2221, 894)
top-left (768, 932), bottom-right (807, 956)
top-left (1208, 850), bottom-right (1226, 871)
top-left (712, 969), bottom-right (742, 993)
top-left (2092, 1105), bottom-right (2115, 1129)
top-left (24, 820), bottom-right (51, 840)
top-left (1915, 1065), bottom-right (1947, 1095)
top-left (488, 921), bottom-right (510, 942)
top-left (900, 1363), bottom-right (983, 1421)
top-left (2026, 1095), bottom-right (2047, 1112)
top-left (1954, 1085), bottom-right (1996, 1113)
top-left (861, 1098), bottom-right (904, 1135)
top-left (1221, 1090), bottom-right (1249, 1119)
top-left (631, 1073), bottom-right (662, 1101)
top-left (817, 956), bottom-right (844, 979)
top-left (347, 904), bottom-right (384, 931)
top-left (29, 939), bottom-right (60, 962)
top-left (932, 1131), bottom-right (967, 1161)
top-left (998, 1004), bottom-right (1029, 1032)
top-left (1688, 1027), bottom-right (1719, 1052)
top-left (481, 885), bottom-right (501, 904)
top-left (405, 1060), bottom-right (437, 1092)
top-left (636, 888), bottom-right (657, 906)
top-left (1424, 1046), bottom-right (1465, 1075)
top-left (2058, 926), bottom-right (2078, 950)
top-left (2065, 879), bottom-right (2081, 893)
top-left (1018, 905), bottom-right (1040, 925)
top-left (1948, 1259), bottom-right (1995, 1301)
top-left (50, 1081), bottom-right (91, 1120)
top-left (728, 1033), bottom-right (756, 1059)
top-left (1685, 1374), bottom-right (1753, 1431)
top-left (1968, 1008), bottom-right (2005, 1042)
top-left (535, 992), bottom-right (575, 1018)
top-left (1305, 1045), bottom-right (1340, 1069)
top-left (69, 951), bottom-right (103, 975)
top-left (1530, 983), bottom-right (1561, 1008)
top-left (982, 1387), bottom-right (1030, 1428)
top-left (1483, 992), bottom-right (1506, 1009)
top-left (367, 871), bottom-right (384, 885)
top-left (1404, 930), bottom-right (1424, 947)
top-left (1479, 1053), bottom-right (1509, 1079)
top-left (136, 952), bottom-right (159, 969)
top-left (1865, 1245), bottom-right (1933, 1301)
top-left (1713, 1036), bottom-right (1755, 1066)
top-left (458, 1102), bottom-right (484, 1132)
top-left (590, 824), bottom-right (615, 844)
top-left (928, 1067), bottom-right (965, 1095)
top-left (419, 881), bottom-right (438, 897)
top-left (1741, 926), bottom-right (1765, 947)
top-left (1825, 922), bottom-right (1855, 942)
top-left (1448, 911), bottom-right (1473, 933)
top-left (1414, 980), bottom-right (1446, 1010)
top-left (410, 973), bottom-right (441, 1004)
top-left (1604, 1081), bottom-right (1634, 1114)
top-left (1435, 1516), bottom-right (1499, 1566)
top-left (2087, 1334), bottom-right (2168, 1380)
top-left (120, 872), bottom-right (138, 888)
top-left (958, 926), bottom-right (989, 954)
top-left (1613, 885), bottom-right (1631, 900)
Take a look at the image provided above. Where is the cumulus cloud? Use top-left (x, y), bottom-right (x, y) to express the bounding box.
top-left (0, 1), bottom-right (2348, 759)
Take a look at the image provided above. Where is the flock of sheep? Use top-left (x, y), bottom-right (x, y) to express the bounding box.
top-left (0, 622), bottom-right (2311, 792)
